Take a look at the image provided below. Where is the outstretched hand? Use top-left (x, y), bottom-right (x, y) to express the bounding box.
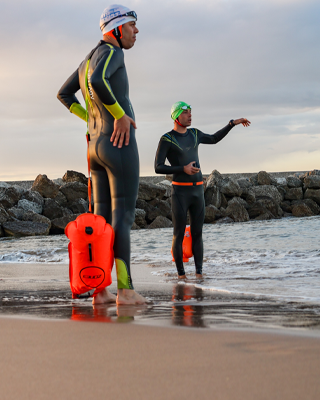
top-left (111, 114), bottom-right (137, 148)
top-left (234, 118), bottom-right (251, 127)
top-left (184, 161), bottom-right (200, 176)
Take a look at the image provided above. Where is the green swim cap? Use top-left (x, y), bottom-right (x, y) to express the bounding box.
top-left (171, 101), bottom-right (191, 121)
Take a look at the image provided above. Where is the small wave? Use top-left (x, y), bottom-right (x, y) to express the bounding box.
top-left (0, 250), bottom-right (68, 264)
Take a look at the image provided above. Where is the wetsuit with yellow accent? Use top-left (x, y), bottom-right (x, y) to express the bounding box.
top-left (58, 40), bottom-right (138, 290)
top-left (154, 125), bottom-right (233, 276)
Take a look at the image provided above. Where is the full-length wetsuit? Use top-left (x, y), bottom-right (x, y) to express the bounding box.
top-left (155, 125), bottom-right (233, 276)
top-left (58, 40), bottom-right (138, 289)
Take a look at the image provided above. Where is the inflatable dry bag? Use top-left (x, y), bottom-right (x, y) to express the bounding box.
top-left (65, 213), bottom-right (115, 298)
top-left (171, 225), bottom-right (193, 262)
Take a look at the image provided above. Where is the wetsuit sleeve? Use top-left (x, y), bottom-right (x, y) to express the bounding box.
top-left (154, 137), bottom-right (184, 174)
top-left (198, 124), bottom-right (233, 144)
top-left (57, 69), bottom-right (88, 122)
top-left (90, 46), bottom-right (125, 120)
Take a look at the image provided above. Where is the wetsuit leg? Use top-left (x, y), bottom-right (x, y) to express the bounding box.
top-left (188, 186), bottom-right (205, 274)
top-left (90, 165), bottom-right (112, 224)
top-left (171, 185), bottom-right (189, 276)
top-left (89, 133), bottom-right (139, 290)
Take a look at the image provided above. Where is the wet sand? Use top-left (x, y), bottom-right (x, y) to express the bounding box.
top-left (0, 262), bottom-right (320, 399)
top-left (0, 317), bottom-right (319, 400)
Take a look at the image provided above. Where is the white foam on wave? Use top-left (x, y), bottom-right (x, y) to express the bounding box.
top-left (0, 250), bottom-right (69, 264)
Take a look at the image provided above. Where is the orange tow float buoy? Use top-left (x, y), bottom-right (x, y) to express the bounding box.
top-left (171, 225), bottom-right (193, 262)
top-left (65, 213), bottom-right (115, 299)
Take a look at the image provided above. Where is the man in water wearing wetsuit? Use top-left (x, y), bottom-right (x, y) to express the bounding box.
top-left (57, 5), bottom-right (146, 305)
top-left (155, 102), bottom-right (250, 279)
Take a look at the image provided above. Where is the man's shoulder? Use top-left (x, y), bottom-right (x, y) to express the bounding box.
top-left (90, 41), bottom-right (124, 64)
top-left (161, 130), bottom-right (175, 141)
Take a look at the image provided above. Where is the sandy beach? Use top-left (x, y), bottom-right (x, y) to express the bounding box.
top-left (0, 317), bottom-right (319, 400)
top-left (0, 258), bottom-right (319, 399)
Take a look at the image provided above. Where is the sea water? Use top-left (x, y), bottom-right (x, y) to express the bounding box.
top-left (0, 216), bottom-right (319, 305)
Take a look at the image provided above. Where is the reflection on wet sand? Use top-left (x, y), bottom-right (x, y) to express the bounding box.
top-left (171, 284), bottom-right (207, 328)
top-left (70, 303), bottom-right (148, 323)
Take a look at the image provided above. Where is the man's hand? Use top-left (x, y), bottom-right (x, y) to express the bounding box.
top-left (110, 114), bottom-right (137, 148)
top-left (234, 118), bottom-right (251, 127)
top-left (184, 161), bottom-right (200, 176)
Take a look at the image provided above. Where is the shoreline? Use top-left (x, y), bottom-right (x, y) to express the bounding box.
top-left (1, 261), bottom-right (320, 334)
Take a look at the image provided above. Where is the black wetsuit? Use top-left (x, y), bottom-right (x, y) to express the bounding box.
top-left (58, 40), bottom-right (138, 290)
top-left (155, 126), bottom-right (233, 275)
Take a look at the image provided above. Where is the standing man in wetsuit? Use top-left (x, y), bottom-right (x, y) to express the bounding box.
top-left (155, 102), bottom-right (250, 279)
top-left (57, 5), bottom-right (146, 305)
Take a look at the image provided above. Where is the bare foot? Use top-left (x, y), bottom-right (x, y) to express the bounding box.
top-left (178, 274), bottom-right (187, 280)
top-left (92, 288), bottom-right (117, 305)
top-left (196, 273), bottom-right (203, 279)
top-left (116, 289), bottom-right (147, 305)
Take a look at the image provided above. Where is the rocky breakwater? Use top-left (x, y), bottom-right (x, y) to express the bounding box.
top-left (134, 169), bottom-right (320, 228)
top-left (0, 171), bottom-right (89, 237)
top-left (1, 169), bottom-right (319, 236)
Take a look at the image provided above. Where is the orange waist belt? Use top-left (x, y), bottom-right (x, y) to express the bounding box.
top-left (172, 181), bottom-right (203, 186)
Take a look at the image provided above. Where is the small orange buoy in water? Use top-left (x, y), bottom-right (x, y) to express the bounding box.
top-left (171, 225), bottom-right (193, 262)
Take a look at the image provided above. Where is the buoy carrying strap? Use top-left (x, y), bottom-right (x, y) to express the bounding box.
top-left (85, 57), bottom-right (93, 212)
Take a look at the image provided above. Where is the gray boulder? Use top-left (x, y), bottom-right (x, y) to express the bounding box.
top-left (17, 199), bottom-right (42, 214)
top-left (206, 169), bottom-right (224, 188)
top-left (50, 214), bottom-right (79, 234)
top-left (135, 199), bottom-right (161, 222)
top-left (2, 221), bottom-right (50, 237)
top-left (251, 185), bottom-right (282, 204)
top-left (67, 198), bottom-right (89, 214)
top-left (21, 211), bottom-right (51, 228)
top-left (255, 213), bottom-right (273, 221)
top-left (156, 180), bottom-right (172, 198)
top-left (138, 182), bottom-right (166, 201)
top-left (135, 208), bottom-right (147, 228)
top-left (256, 196), bottom-right (283, 218)
top-left (59, 182), bottom-right (88, 203)
top-left (280, 201), bottom-right (292, 213)
top-left (148, 216), bottom-right (173, 229)
top-left (22, 190), bottom-right (44, 208)
top-left (0, 204), bottom-right (11, 224)
top-left (42, 199), bottom-right (71, 220)
top-left (131, 222), bottom-right (140, 230)
top-left (0, 186), bottom-right (21, 209)
top-left (62, 170), bottom-right (88, 185)
top-left (220, 178), bottom-right (242, 197)
top-left (204, 205), bottom-right (222, 223)
top-left (291, 203), bottom-right (313, 218)
top-left (225, 197), bottom-right (249, 222)
top-left (284, 187), bottom-right (303, 201)
top-left (292, 199), bottom-right (320, 216)
top-left (247, 201), bottom-right (275, 220)
top-left (204, 186), bottom-right (221, 208)
top-left (31, 174), bottom-right (60, 198)
top-left (257, 171), bottom-right (273, 186)
top-left (275, 177), bottom-right (287, 186)
top-left (149, 198), bottom-right (172, 219)
top-left (304, 189), bottom-right (320, 205)
top-left (304, 175), bottom-right (320, 190)
top-left (53, 191), bottom-right (68, 207)
top-left (303, 199), bottom-right (320, 215)
top-left (237, 178), bottom-right (252, 189)
top-left (249, 174), bottom-right (259, 186)
top-left (287, 176), bottom-right (302, 188)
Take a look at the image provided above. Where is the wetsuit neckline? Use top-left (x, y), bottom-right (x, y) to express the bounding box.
top-left (172, 128), bottom-right (190, 137)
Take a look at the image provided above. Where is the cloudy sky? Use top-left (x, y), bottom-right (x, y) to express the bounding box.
top-left (1, 0), bottom-right (319, 181)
